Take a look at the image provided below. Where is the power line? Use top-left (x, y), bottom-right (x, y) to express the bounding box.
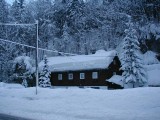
top-left (0, 22), bottom-right (114, 57)
top-left (0, 38), bottom-right (36, 49)
top-left (0, 38), bottom-right (115, 57)
top-left (0, 38), bottom-right (77, 56)
top-left (0, 23), bottom-right (36, 26)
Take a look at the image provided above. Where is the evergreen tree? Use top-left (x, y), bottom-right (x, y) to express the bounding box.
top-left (0, 0), bottom-right (8, 39)
top-left (121, 21), bottom-right (147, 88)
top-left (67, 0), bottom-right (86, 54)
top-left (9, 0), bottom-right (36, 57)
top-left (0, 0), bottom-right (8, 23)
top-left (39, 55), bottom-right (51, 88)
top-left (61, 22), bottom-right (73, 53)
top-left (0, 0), bottom-right (11, 82)
top-left (11, 0), bottom-right (25, 23)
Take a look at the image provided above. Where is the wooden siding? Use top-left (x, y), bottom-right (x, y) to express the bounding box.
top-left (51, 69), bottom-right (109, 86)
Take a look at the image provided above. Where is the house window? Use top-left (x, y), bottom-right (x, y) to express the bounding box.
top-left (68, 73), bottom-right (73, 80)
top-left (80, 73), bottom-right (85, 79)
top-left (92, 72), bottom-right (98, 79)
top-left (58, 74), bottom-right (62, 80)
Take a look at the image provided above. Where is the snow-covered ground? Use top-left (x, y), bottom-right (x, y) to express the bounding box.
top-left (0, 83), bottom-right (160, 120)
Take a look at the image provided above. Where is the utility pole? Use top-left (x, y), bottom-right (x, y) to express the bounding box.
top-left (0, 21), bottom-right (77, 95)
top-left (36, 20), bottom-right (39, 95)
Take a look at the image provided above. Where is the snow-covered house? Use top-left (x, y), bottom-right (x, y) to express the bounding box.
top-left (39, 50), bottom-right (123, 88)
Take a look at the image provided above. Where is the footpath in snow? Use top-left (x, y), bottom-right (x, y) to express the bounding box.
top-left (0, 83), bottom-right (160, 120)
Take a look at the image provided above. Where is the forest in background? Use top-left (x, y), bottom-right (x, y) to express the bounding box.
top-left (0, 0), bottom-right (160, 82)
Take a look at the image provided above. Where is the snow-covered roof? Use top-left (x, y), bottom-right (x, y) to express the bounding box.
top-left (107, 75), bottom-right (123, 87)
top-left (39, 50), bottom-right (117, 72)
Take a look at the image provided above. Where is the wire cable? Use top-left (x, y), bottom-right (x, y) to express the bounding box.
top-left (0, 38), bottom-right (77, 56)
top-left (0, 23), bottom-right (36, 26)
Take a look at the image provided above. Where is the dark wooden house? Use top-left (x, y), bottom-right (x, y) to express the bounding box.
top-left (39, 50), bottom-right (123, 88)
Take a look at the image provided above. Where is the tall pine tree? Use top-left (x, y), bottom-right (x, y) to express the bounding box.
top-left (39, 55), bottom-right (51, 88)
top-left (121, 21), bottom-right (147, 88)
top-left (0, 0), bottom-right (11, 82)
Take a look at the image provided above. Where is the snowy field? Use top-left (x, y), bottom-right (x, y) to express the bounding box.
top-left (0, 83), bottom-right (160, 120)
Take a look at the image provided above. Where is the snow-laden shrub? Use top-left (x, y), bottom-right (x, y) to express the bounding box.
top-left (95, 49), bottom-right (106, 54)
top-left (13, 56), bottom-right (34, 71)
top-left (143, 51), bottom-right (159, 65)
top-left (13, 56), bottom-right (34, 87)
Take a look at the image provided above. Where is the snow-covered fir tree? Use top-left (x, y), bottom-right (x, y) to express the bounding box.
top-left (121, 21), bottom-right (147, 88)
top-left (39, 55), bottom-right (51, 88)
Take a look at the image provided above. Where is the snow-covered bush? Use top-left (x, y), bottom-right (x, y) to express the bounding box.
top-left (39, 56), bottom-right (51, 88)
top-left (121, 22), bottom-right (147, 88)
top-left (143, 51), bottom-right (159, 65)
top-left (22, 79), bottom-right (28, 88)
top-left (13, 56), bottom-right (34, 87)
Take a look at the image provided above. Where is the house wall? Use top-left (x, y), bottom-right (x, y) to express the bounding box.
top-left (51, 69), bottom-right (110, 86)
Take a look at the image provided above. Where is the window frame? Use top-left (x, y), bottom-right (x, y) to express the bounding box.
top-left (58, 74), bottom-right (62, 80)
top-left (68, 73), bottom-right (73, 80)
top-left (80, 73), bottom-right (85, 79)
top-left (92, 72), bottom-right (98, 79)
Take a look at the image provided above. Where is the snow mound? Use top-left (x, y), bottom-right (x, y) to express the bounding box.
top-left (148, 69), bottom-right (160, 86)
top-left (143, 51), bottom-right (159, 65)
top-left (0, 82), bottom-right (24, 89)
top-left (145, 64), bottom-right (160, 71)
top-left (95, 49), bottom-right (107, 54)
top-left (107, 75), bottom-right (123, 86)
top-left (144, 64), bottom-right (160, 86)
top-left (39, 50), bottom-right (117, 72)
